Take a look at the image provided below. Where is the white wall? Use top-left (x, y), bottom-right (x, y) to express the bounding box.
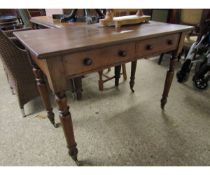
top-left (45, 9), bottom-right (64, 17)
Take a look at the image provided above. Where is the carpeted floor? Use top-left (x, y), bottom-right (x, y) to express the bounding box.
top-left (0, 56), bottom-right (210, 166)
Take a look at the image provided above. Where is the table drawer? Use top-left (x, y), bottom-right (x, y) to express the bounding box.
top-left (63, 43), bottom-right (135, 77)
top-left (136, 34), bottom-right (180, 58)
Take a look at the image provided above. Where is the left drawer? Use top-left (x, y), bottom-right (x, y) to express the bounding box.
top-left (62, 42), bottom-right (135, 77)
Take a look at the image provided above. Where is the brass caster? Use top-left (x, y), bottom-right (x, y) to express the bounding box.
top-left (69, 147), bottom-right (79, 165)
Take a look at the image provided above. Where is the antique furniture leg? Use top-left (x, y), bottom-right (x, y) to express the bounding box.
top-left (32, 64), bottom-right (57, 128)
top-left (70, 78), bottom-right (82, 100)
top-left (130, 60), bottom-right (137, 92)
top-left (55, 92), bottom-right (79, 165)
top-left (10, 87), bottom-right (15, 95)
top-left (158, 53), bottom-right (164, 65)
top-left (161, 53), bottom-right (176, 109)
top-left (74, 77), bottom-right (83, 100)
top-left (98, 70), bottom-right (104, 91)
top-left (115, 65), bottom-right (121, 87)
top-left (122, 63), bottom-right (127, 80)
top-left (70, 79), bottom-right (77, 99)
top-left (20, 106), bottom-right (26, 117)
top-left (98, 65), bottom-right (126, 91)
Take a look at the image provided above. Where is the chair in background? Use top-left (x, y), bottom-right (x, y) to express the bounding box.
top-left (0, 9), bottom-right (24, 30)
top-left (27, 9), bottom-right (46, 17)
top-left (98, 65), bottom-right (127, 91)
top-left (151, 9), bottom-right (170, 22)
top-left (0, 29), bottom-right (39, 118)
top-left (98, 9), bottom-right (139, 91)
top-left (19, 9), bottom-right (83, 100)
top-left (59, 9), bottom-right (127, 91)
top-left (17, 9), bottom-right (46, 28)
top-left (158, 9), bottom-right (204, 65)
top-left (17, 9), bottom-right (32, 28)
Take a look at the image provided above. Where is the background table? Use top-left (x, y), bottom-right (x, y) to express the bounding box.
top-left (30, 16), bottom-right (83, 29)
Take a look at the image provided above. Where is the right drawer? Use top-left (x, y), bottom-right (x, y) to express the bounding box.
top-left (136, 33), bottom-right (180, 58)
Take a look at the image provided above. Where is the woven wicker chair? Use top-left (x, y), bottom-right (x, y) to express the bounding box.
top-left (0, 29), bottom-right (39, 117)
top-left (98, 10), bottom-right (138, 91)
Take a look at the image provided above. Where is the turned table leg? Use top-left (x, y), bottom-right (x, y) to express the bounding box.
top-left (98, 70), bottom-right (104, 91)
top-left (161, 53), bottom-right (176, 109)
top-left (70, 79), bottom-right (76, 100)
top-left (55, 92), bottom-right (79, 164)
top-left (74, 77), bottom-right (83, 100)
top-left (115, 65), bottom-right (121, 87)
top-left (122, 64), bottom-right (127, 80)
top-left (70, 77), bottom-right (83, 100)
top-left (32, 65), bottom-right (57, 128)
top-left (130, 61), bottom-right (137, 92)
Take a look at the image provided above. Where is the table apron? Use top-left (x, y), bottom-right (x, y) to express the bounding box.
top-left (31, 32), bottom-right (182, 92)
top-left (62, 33), bottom-right (180, 78)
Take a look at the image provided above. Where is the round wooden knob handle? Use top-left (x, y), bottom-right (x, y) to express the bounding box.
top-left (146, 44), bottom-right (153, 50)
top-left (118, 50), bottom-right (127, 57)
top-left (167, 40), bottom-right (173, 45)
top-left (83, 58), bottom-right (93, 66)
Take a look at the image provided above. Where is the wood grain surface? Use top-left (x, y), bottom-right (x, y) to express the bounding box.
top-left (14, 21), bottom-right (193, 59)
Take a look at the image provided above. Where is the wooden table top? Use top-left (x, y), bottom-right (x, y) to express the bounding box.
top-left (30, 16), bottom-right (83, 29)
top-left (14, 21), bottom-right (193, 59)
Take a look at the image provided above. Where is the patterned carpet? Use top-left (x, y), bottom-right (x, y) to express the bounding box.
top-left (0, 56), bottom-right (210, 166)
